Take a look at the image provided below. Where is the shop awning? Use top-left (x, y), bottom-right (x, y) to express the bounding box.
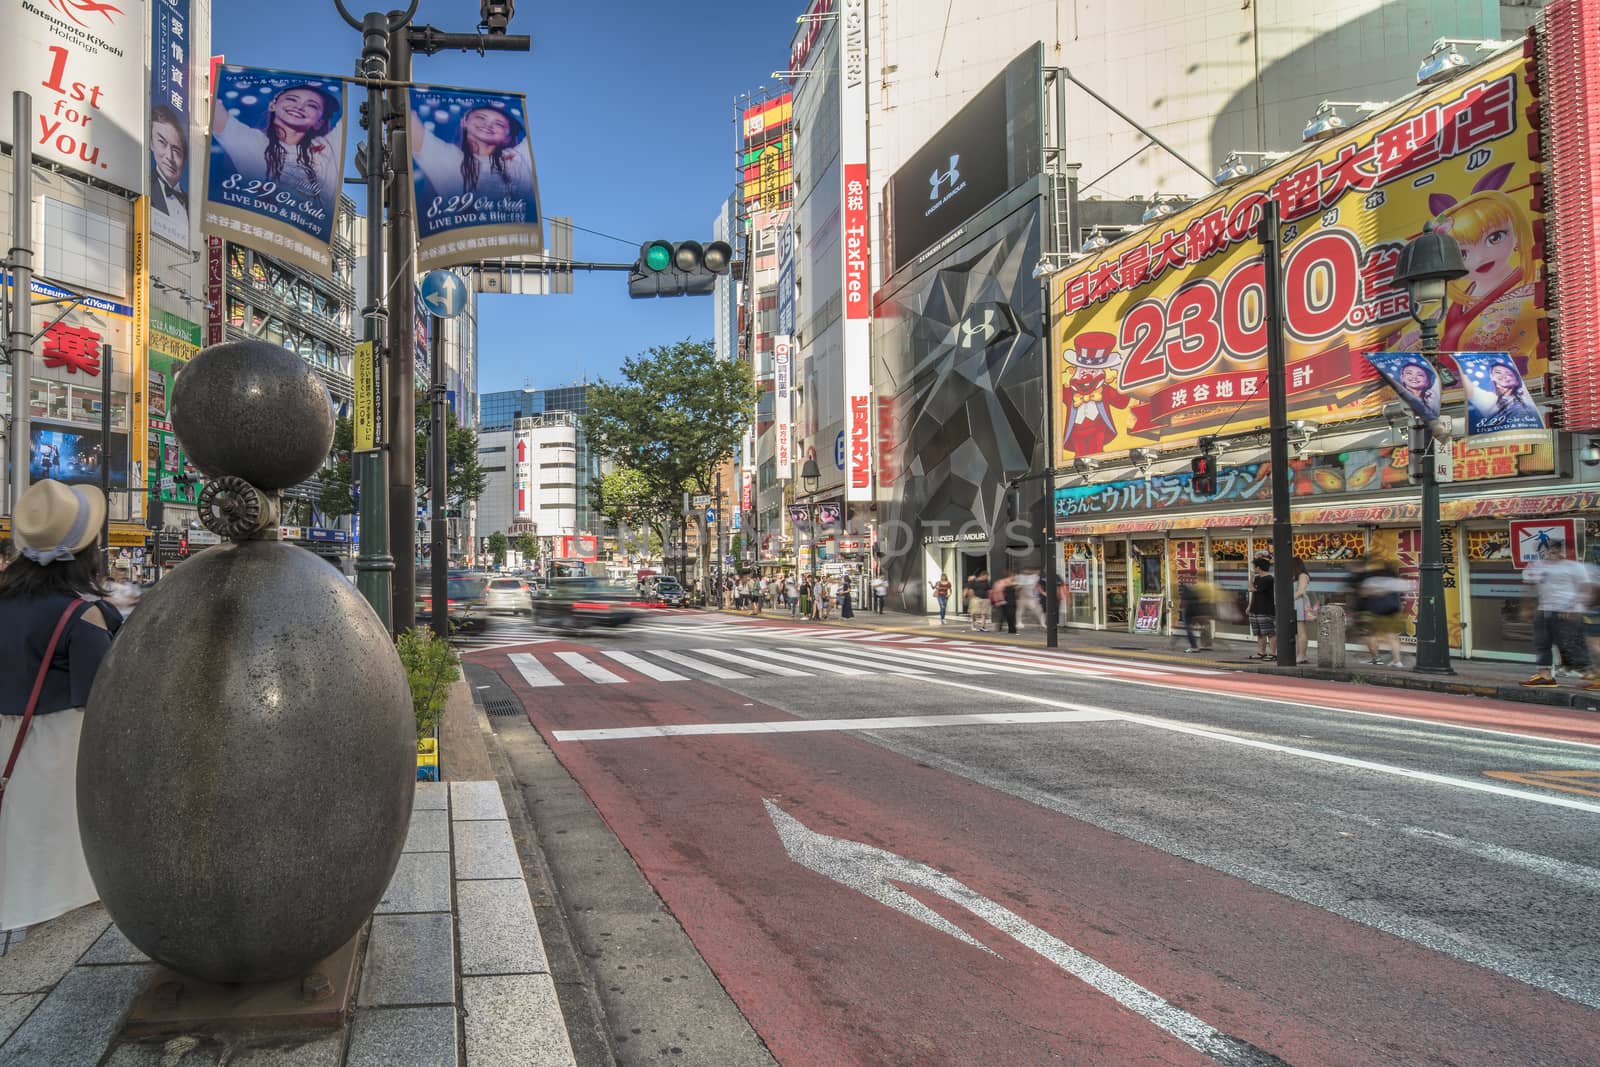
top-left (1054, 488), bottom-right (1600, 538)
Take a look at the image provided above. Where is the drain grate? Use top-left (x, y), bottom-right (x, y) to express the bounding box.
top-left (484, 699), bottom-right (523, 719)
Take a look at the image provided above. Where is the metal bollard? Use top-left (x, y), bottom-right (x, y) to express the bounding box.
top-left (1317, 604), bottom-right (1348, 669)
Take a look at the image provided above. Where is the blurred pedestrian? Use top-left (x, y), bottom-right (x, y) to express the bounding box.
top-left (1178, 579), bottom-right (1213, 652)
top-left (929, 573), bottom-right (952, 625)
top-left (968, 569), bottom-right (992, 632)
top-left (994, 570), bottom-right (1019, 634)
top-left (1354, 554), bottom-right (1408, 668)
top-left (1520, 542), bottom-right (1599, 688)
top-left (872, 573), bottom-right (888, 613)
top-left (840, 578), bottom-right (854, 619)
top-left (1247, 555), bottom-right (1276, 659)
top-left (1292, 557), bottom-right (1314, 664)
top-left (1017, 568), bottom-right (1044, 631)
top-left (1, 481), bottom-right (121, 936)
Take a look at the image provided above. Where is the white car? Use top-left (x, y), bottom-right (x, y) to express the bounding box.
top-left (485, 576), bottom-right (534, 615)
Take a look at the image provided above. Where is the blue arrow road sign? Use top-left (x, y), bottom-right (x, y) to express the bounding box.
top-left (421, 270), bottom-right (468, 318)
top-left (705, 508), bottom-right (717, 525)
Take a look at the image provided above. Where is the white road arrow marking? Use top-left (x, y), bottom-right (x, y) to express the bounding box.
top-left (764, 800), bottom-right (1284, 1066)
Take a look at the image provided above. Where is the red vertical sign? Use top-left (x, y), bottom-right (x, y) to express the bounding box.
top-left (843, 162), bottom-right (870, 320)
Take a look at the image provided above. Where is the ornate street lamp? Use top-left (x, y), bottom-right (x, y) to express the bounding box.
top-left (801, 456), bottom-right (820, 577)
top-left (1395, 221), bottom-right (1467, 674)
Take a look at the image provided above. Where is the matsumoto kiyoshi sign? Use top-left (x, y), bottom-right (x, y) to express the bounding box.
top-left (1051, 50), bottom-right (1544, 464)
top-left (409, 84), bottom-right (543, 271)
top-left (0, 0), bottom-right (146, 191)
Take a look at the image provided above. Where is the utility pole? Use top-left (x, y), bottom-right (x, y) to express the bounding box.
top-left (428, 317), bottom-right (448, 640)
top-left (1259, 202), bottom-right (1297, 667)
top-left (6, 92), bottom-right (33, 515)
top-left (385, 15), bottom-right (418, 631)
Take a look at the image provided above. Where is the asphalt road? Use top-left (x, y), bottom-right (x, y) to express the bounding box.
top-left (464, 610), bottom-right (1600, 1066)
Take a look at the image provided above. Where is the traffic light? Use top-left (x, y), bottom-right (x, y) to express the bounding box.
top-left (1190, 454), bottom-right (1217, 496)
top-left (146, 497), bottom-right (165, 530)
top-left (629, 239), bottom-right (734, 298)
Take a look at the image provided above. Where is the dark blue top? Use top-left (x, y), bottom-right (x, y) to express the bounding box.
top-left (0, 594), bottom-right (122, 716)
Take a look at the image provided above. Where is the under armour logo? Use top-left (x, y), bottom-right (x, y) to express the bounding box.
top-left (929, 155), bottom-right (961, 200)
top-left (959, 309), bottom-right (997, 347)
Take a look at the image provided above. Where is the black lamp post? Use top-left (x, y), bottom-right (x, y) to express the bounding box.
top-left (1394, 220), bottom-right (1467, 674)
top-left (801, 456), bottom-right (820, 578)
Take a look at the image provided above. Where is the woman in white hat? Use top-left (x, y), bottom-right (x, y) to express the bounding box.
top-left (0, 480), bottom-right (121, 937)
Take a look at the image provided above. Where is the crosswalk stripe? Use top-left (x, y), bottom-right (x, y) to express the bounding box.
top-left (786, 645), bottom-right (984, 676)
top-left (694, 648), bottom-right (811, 677)
top-left (737, 647), bottom-right (870, 676)
top-left (649, 649), bottom-right (751, 679)
top-left (939, 644), bottom-right (1222, 678)
top-left (509, 652), bottom-right (562, 688)
top-left (777, 647), bottom-right (931, 676)
top-left (600, 650), bottom-right (688, 682)
top-left (556, 651), bottom-right (626, 684)
top-left (873, 645), bottom-right (1049, 675)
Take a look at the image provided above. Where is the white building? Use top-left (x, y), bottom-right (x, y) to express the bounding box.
top-left (476, 411), bottom-right (578, 550)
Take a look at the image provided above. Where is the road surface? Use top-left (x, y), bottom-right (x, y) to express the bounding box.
top-left (462, 611), bottom-right (1600, 1065)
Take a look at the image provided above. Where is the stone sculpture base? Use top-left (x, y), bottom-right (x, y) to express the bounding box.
top-left (121, 929), bottom-right (364, 1038)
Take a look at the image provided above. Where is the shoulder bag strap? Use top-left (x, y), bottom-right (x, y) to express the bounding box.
top-left (0, 598), bottom-right (89, 813)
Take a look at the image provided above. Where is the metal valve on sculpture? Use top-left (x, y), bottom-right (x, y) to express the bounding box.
top-left (78, 339), bottom-right (415, 991)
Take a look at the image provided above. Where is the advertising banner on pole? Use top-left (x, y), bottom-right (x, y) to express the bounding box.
top-left (408, 85), bottom-right (543, 271)
top-left (787, 503), bottom-right (811, 534)
top-left (1453, 349), bottom-right (1546, 437)
top-left (204, 66), bottom-right (347, 277)
top-left (1051, 51), bottom-right (1544, 464)
top-left (0, 0), bottom-right (145, 192)
top-left (353, 341), bottom-right (380, 451)
top-left (1364, 351), bottom-right (1441, 422)
top-left (149, 0), bottom-right (193, 248)
top-left (840, 0), bottom-right (872, 503)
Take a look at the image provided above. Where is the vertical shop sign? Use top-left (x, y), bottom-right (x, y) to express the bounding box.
top-left (353, 341), bottom-right (380, 451)
top-left (149, 0), bottom-right (193, 248)
top-left (840, 0), bottom-right (872, 502)
top-left (206, 235), bottom-right (225, 344)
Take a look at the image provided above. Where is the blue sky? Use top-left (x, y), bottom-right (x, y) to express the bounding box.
top-left (213, 0), bottom-right (802, 392)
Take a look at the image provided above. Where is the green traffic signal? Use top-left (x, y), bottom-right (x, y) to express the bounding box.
top-left (644, 241), bottom-right (673, 272)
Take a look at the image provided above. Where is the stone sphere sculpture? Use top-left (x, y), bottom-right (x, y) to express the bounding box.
top-left (171, 339), bottom-right (335, 490)
top-left (78, 340), bottom-right (415, 985)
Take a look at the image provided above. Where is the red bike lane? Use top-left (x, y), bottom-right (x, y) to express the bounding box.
top-left (483, 651), bottom-right (1600, 1066)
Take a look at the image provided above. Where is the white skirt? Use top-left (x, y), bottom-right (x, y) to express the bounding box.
top-left (0, 709), bottom-right (99, 932)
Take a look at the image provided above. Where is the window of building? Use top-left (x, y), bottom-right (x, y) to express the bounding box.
top-left (41, 198), bottom-right (128, 297)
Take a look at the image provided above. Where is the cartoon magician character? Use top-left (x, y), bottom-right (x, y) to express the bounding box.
top-left (1061, 330), bottom-right (1130, 458)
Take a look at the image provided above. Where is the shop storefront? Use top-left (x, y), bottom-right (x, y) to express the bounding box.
top-left (1054, 438), bottom-right (1580, 660)
top-left (145, 310), bottom-right (204, 525)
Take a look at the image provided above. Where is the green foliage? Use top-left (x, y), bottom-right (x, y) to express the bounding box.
top-left (515, 532), bottom-right (540, 560)
top-left (415, 394), bottom-right (488, 507)
top-left (396, 628), bottom-right (460, 742)
top-left (596, 467), bottom-right (672, 543)
top-left (582, 339), bottom-right (755, 520)
top-left (319, 417), bottom-right (356, 521)
top-left (487, 530), bottom-right (509, 567)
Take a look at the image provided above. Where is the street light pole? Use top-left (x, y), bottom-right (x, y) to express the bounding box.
top-left (801, 456), bottom-right (820, 581)
top-left (1395, 220), bottom-right (1467, 675)
top-left (1259, 202), bottom-right (1298, 668)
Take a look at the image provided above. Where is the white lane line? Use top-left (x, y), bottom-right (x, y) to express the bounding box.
top-left (774, 646), bottom-right (972, 681)
top-left (600, 649), bottom-right (687, 682)
top-left (693, 647), bottom-right (810, 678)
top-left (899, 675), bottom-right (1600, 815)
top-left (738, 646), bottom-right (872, 676)
top-left (779, 647), bottom-right (932, 676)
top-left (556, 651), bottom-right (626, 684)
top-left (554, 709), bottom-right (1120, 742)
top-left (647, 649), bottom-right (751, 680)
top-left (509, 652), bottom-right (562, 688)
top-left (1328, 808), bottom-right (1600, 892)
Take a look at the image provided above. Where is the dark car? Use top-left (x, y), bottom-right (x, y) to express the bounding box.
top-left (533, 576), bottom-right (640, 630)
top-left (416, 574), bottom-right (489, 630)
top-left (651, 578), bottom-right (687, 607)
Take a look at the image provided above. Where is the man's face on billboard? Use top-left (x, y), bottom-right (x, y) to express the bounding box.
top-left (152, 120), bottom-right (185, 188)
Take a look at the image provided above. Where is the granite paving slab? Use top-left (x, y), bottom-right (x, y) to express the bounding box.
top-left (375, 851), bottom-right (452, 914)
top-left (414, 780), bottom-right (449, 811)
top-left (452, 818), bottom-right (523, 881)
top-left (0, 993), bottom-right (43, 1045)
top-left (403, 808), bottom-right (450, 853)
top-left (346, 1005), bottom-right (460, 1067)
top-left (456, 880), bottom-right (548, 977)
top-left (449, 780), bottom-right (506, 821)
top-left (462, 974), bottom-right (576, 1067)
top-left (358, 914), bottom-right (456, 1008)
top-left (0, 962), bottom-right (154, 1066)
top-left (0, 903), bottom-right (112, 993)
top-left (80, 923), bottom-right (152, 965)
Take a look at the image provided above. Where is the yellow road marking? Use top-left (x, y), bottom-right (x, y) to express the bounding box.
top-left (1483, 769), bottom-right (1600, 798)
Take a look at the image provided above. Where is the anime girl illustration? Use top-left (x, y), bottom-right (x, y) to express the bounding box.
top-left (1061, 330), bottom-right (1130, 458)
top-left (410, 102), bottom-right (536, 201)
top-left (212, 81), bottom-right (343, 205)
top-left (1387, 163), bottom-right (1540, 366)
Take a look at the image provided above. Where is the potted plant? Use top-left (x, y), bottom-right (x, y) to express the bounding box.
top-left (396, 628), bottom-right (460, 781)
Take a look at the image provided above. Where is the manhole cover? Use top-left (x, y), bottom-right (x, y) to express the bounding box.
top-left (484, 699), bottom-right (523, 719)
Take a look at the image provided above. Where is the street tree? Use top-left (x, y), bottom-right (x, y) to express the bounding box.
top-left (595, 467), bottom-right (674, 551)
top-left (515, 532), bottom-right (539, 562)
top-left (487, 530), bottom-right (508, 567)
top-left (415, 393), bottom-right (487, 511)
top-left (319, 417), bottom-right (356, 522)
top-left (582, 338), bottom-right (755, 526)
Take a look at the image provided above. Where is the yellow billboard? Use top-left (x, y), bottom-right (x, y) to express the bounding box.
top-left (1051, 50), bottom-right (1544, 464)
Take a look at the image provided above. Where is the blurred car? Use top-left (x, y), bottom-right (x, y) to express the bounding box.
top-left (416, 574), bottom-right (489, 630)
top-left (485, 576), bottom-right (534, 615)
top-left (533, 576), bottom-right (640, 630)
top-left (650, 577), bottom-right (687, 607)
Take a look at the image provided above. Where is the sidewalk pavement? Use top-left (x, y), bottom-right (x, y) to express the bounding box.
top-left (715, 604), bottom-right (1600, 713)
top-left (0, 682), bottom-right (578, 1067)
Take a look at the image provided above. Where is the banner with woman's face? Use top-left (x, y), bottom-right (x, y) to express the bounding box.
top-left (1364, 351), bottom-right (1442, 422)
top-left (202, 66), bottom-right (347, 278)
top-left (408, 85), bottom-right (544, 271)
top-left (1454, 349), bottom-right (1546, 437)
